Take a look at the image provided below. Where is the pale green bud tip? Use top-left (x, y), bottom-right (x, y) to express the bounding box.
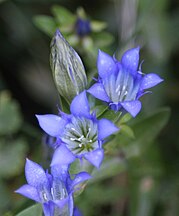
top-left (50, 29), bottom-right (88, 104)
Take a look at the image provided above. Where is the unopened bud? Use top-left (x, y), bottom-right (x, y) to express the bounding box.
top-left (50, 29), bottom-right (87, 103)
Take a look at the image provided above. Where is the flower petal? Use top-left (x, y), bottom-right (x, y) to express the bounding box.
top-left (74, 207), bottom-right (83, 216)
top-left (51, 164), bottom-right (69, 181)
top-left (53, 197), bottom-right (69, 209)
top-left (70, 91), bottom-right (90, 118)
top-left (51, 144), bottom-right (76, 166)
top-left (121, 100), bottom-right (141, 117)
top-left (98, 119), bottom-right (119, 140)
top-left (36, 114), bottom-right (67, 137)
top-left (43, 202), bottom-right (55, 216)
top-left (87, 83), bottom-right (110, 102)
top-left (84, 149), bottom-right (104, 168)
top-left (97, 50), bottom-right (117, 78)
top-left (25, 159), bottom-right (48, 187)
top-left (70, 172), bottom-right (92, 189)
top-left (15, 184), bottom-right (40, 202)
top-left (140, 73), bottom-right (163, 90)
top-left (121, 47), bottom-right (140, 71)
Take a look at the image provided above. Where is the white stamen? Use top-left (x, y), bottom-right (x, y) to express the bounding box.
top-left (86, 127), bottom-right (91, 138)
top-left (79, 143), bottom-right (82, 147)
top-left (51, 188), bottom-right (54, 197)
top-left (42, 192), bottom-right (48, 201)
top-left (124, 91), bottom-right (128, 96)
top-left (71, 127), bottom-right (82, 136)
top-left (77, 135), bottom-right (84, 141)
top-left (122, 85), bottom-right (126, 91)
top-left (116, 85), bottom-right (120, 93)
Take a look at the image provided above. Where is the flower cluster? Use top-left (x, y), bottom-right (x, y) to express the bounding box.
top-left (16, 30), bottom-right (163, 216)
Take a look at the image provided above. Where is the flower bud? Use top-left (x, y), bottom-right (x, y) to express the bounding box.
top-left (50, 29), bottom-right (87, 103)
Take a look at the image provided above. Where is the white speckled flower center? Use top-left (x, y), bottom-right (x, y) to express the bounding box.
top-left (62, 116), bottom-right (98, 155)
top-left (103, 70), bottom-right (141, 103)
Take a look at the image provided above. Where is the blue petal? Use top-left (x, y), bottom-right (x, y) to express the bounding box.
top-left (87, 83), bottom-right (110, 102)
top-left (97, 50), bottom-right (117, 78)
top-left (53, 195), bottom-right (73, 216)
top-left (70, 91), bottom-right (90, 118)
top-left (25, 159), bottom-right (49, 188)
top-left (121, 47), bottom-right (140, 71)
top-left (51, 144), bottom-right (76, 166)
top-left (53, 196), bottom-right (69, 209)
top-left (70, 172), bottom-right (92, 190)
top-left (69, 194), bottom-right (74, 216)
top-left (98, 119), bottom-right (119, 140)
top-left (43, 202), bottom-right (55, 216)
top-left (36, 114), bottom-right (67, 137)
top-left (84, 149), bottom-right (104, 168)
top-left (74, 207), bottom-right (83, 216)
top-left (121, 100), bottom-right (141, 117)
top-left (51, 164), bottom-right (69, 183)
top-left (140, 73), bottom-right (163, 90)
top-left (15, 184), bottom-right (40, 202)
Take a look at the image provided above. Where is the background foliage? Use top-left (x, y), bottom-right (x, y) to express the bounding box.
top-left (0, 0), bottom-right (179, 215)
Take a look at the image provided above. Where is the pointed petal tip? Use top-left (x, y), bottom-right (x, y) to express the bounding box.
top-left (140, 73), bottom-right (164, 90)
top-left (97, 50), bottom-right (117, 78)
top-left (121, 47), bottom-right (140, 71)
top-left (36, 114), bottom-right (65, 137)
top-left (121, 100), bottom-right (142, 118)
top-left (70, 91), bottom-right (90, 118)
top-left (50, 144), bottom-right (76, 166)
top-left (87, 83), bottom-right (110, 102)
top-left (84, 149), bottom-right (104, 168)
top-left (98, 118), bottom-right (119, 140)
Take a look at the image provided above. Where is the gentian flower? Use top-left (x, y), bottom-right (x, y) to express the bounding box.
top-left (15, 159), bottom-right (91, 216)
top-left (88, 47), bottom-right (163, 117)
top-left (75, 17), bottom-right (91, 37)
top-left (36, 91), bottom-right (119, 168)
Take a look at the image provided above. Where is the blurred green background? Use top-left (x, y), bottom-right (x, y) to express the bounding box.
top-left (0, 0), bottom-right (179, 215)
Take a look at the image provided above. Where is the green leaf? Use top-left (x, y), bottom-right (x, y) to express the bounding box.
top-left (99, 108), bottom-right (122, 123)
top-left (0, 139), bottom-right (28, 178)
top-left (91, 104), bottom-right (108, 118)
top-left (128, 142), bottom-right (164, 216)
top-left (129, 176), bottom-right (157, 216)
top-left (91, 21), bottom-right (107, 32)
top-left (120, 124), bottom-right (135, 139)
top-left (0, 91), bottom-right (22, 135)
top-left (0, 181), bottom-right (10, 212)
top-left (90, 157), bottom-right (126, 183)
top-left (94, 32), bottom-right (114, 47)
top-left (123, 107), bottom-right (170, 157)
top-left (51, 5), bottom-right (75, 26)
top-left (33, 15), bottom-right (56, 37)
top-left (16, 204), bottom-right (42, 216)
top-left (119, 113), bottom-right (132, 124)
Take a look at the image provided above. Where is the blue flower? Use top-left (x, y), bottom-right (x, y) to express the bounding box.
top-left (15, 159), bottom-right (91, 216)
top-left (88, 47), bottom-right (163, 117)
top-left (36, 91), bottom-right (119, 168)
top-left (75, 17), bottom-right (91, 37)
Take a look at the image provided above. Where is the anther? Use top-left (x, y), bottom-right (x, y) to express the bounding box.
top-left (42, 192), bottom-right (48, 201)
top-left (77, 135), bottom-right (84, 141)
top-left (86, 127), bottom-right (91, 138)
